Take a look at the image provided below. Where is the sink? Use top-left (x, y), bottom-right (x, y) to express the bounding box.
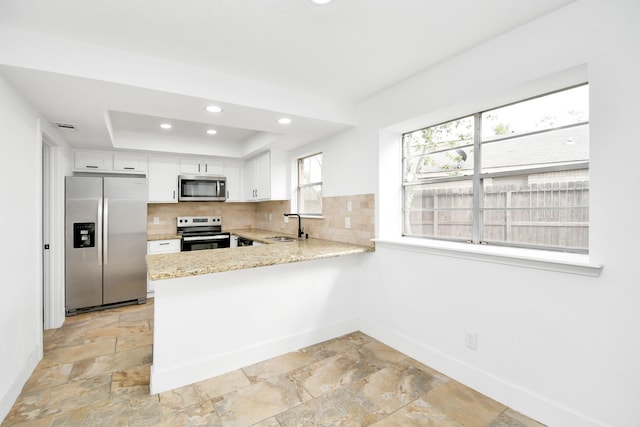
top-left (266, 236), bottom-right (297, 242)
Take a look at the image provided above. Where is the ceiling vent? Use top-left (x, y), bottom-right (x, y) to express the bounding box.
top-left (54, 122), bottom-right (78, 131)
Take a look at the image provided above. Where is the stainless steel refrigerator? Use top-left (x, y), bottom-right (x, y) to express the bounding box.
top-left (65, 176), bottom-right (148, 315)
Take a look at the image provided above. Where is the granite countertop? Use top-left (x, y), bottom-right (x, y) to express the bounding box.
top-left (147, 234), bottom-right (181, 241)
top-left (227, 229), bottom-right (301, 244)
top-left (147, 229), bottom-right (374, 281)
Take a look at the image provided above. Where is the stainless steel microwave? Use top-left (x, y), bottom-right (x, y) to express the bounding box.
top-left (178, 175), bottom-right (227, 202)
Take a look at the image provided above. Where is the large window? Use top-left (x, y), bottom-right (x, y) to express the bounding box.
top-left (298, 153), bottom-right (323, 215)
top-left (403, 84), bottom-right (589, 253)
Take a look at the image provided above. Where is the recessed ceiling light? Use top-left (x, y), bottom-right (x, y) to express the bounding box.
top-left (278, 118), bottom-right (292, 125)
top-left (160, 123), bottom-right (172, 129)
top-left (205, 105), bottom-right (223, 113)
top-left (206, 129), bottom-right (217, 135)
top-left (309, 0), bottom-right (333, 5)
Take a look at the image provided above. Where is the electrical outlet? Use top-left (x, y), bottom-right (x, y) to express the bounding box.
top-left (465, 331), bottom-right (478, 350)
top-left (347, 200), bottom-right (352, 212)
top-left (284, 215), bottom-right (289, 223)
top-left (153, 217), bottom-right (160, 225)
top-left (345, 217), bottom-right (351, 229)
top-left (268, 213), bottom-right (272, 221)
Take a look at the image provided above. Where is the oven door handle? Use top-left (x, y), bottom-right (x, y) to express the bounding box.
top-left (183, 235), bottom-right (229, 242)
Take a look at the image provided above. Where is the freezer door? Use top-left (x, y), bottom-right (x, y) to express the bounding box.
top-left (103, 177), bottom-right (148, 304)
top-left (65, 176), bottom-right (103, 311)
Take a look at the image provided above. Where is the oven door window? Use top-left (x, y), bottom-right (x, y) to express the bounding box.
top-left (182, 235), bottom-right (230, 251)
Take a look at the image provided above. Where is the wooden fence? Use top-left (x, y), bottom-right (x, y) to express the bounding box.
top-left (406, 177), bottom-right (589, 251)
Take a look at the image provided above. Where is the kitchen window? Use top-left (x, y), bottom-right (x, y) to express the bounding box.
top-left (402, 84), bottom-right (589, 253)
top-left (298, 153), bottom-right (323, 216)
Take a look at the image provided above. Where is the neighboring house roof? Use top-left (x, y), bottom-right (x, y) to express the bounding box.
top-left (415, 124), bottom-right (588, 178)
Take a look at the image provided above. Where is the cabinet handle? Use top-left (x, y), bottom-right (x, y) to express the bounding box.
top-left (86, 165), bottom-right (99, 169)
top-left (159, 242), bottom-right (170, 246)
top-left (205, 164), bottom-right (208, 173)
top-left (124, 167), bottom-right (135, 170)
top-left (173, 190), bottom-right (176, 200)
top-left (198, 164), bottom-right (201, 173)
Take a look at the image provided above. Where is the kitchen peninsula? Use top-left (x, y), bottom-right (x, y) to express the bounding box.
top-left (147, 230), bottom-right (373, 280)
top-left (147, 232), bottom-right (374, 394)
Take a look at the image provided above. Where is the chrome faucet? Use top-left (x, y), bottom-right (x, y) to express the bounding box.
top-left (284, 213), bottom-right (304, 238)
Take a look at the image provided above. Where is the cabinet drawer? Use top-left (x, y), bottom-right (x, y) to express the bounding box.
top-left (147, 239), bottom-right (181, 254)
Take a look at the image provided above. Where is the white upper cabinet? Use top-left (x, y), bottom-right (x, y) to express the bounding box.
top-left (180, 158), bottom-right (224, 176)
top-left (223, 162), bottom-right (242, 202)
top-left (113, 152), bottom-right (147, 174)
top-left (148, 157), bottom-right (179, 203)
top-left (244, 150), bottom-right (288, 201)
top-left (74, 151), bottom-right (113, 172)
top-left (74, 150), bottom-right (147, 174)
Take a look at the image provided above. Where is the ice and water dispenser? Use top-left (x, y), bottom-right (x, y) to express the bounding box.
top-left (73, 222), bottom-right (95, 248)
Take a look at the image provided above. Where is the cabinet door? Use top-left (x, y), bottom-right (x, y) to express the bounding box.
top-left (148, 157), bottom-right (179, 203)
top-left (224, 164), bottom-right (241, 202)
top-left (245, 158), bottom-right (256, 200)
top-left (74, 151), bottom-right (113, 171)
top-left (113, 153), bottom-right (147, 174)
top-left (180, 158), bottom-right (224, 175)
top-left (180, 158), bottom-right (202, 175)
top-left (255, 152), bottom-right (271, 200)
top-left (203, 160), bottom-right (223, 175)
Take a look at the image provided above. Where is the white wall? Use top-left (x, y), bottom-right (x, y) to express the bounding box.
top-left (337, 1), bottom-right (638, 426)
top-left (0, 73), bottom-right (44, 421)
top-left (1, 0), bottom-right (638, 425)
top-left (151, 254), bottom-right (367, 394)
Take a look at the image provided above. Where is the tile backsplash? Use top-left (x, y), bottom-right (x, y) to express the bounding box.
top-left (147, 193), bottom-right (375, 247)
top-left (255, 194), bottom-right (375, 247)
top-left (147, 202), bottom-right (257, 235)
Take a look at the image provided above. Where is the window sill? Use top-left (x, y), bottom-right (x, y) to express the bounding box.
top-left (299, 215), bottom-right (324, 220)
top-left (372, 237), bottom-right (603, 277)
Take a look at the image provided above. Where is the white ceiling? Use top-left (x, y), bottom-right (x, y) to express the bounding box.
top-left (0, 0), bottom-right (577, 158)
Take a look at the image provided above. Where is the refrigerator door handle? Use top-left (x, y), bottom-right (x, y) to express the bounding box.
top-left (104, 198), bottom-right (109, 265)
top-left (97, 199), bottom-right (103, 266)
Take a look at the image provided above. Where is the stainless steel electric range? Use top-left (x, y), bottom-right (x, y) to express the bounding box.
top-left (177, 216), bottom-right (231, 251)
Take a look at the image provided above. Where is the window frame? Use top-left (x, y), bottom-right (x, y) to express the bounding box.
top-left (402, 84), bottom-right (590, 254)
top-left (297, 152), bottom-right (323, 217)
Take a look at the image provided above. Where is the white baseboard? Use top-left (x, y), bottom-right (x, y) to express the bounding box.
top-left (358, 317), bottom-right (605, 427)
top-left (0, 344), bottom-right (42, 424)
top-left (150, 319), bottom-right (359, 395)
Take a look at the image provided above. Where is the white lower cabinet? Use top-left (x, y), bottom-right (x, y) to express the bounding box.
top-left (147, 239), bottom-right (180, 295)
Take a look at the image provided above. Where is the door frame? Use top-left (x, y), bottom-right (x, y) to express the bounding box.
top-left (42, 133), bottom-right (65, 329)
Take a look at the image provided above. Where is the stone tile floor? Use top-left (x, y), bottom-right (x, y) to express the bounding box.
top-left (2, 299), bottom-right (545, 426)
